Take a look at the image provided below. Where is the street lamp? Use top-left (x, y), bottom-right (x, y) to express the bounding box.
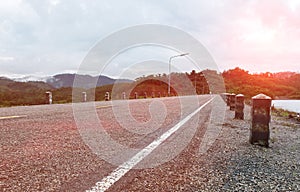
top-left (168, 53), bottom-right (189, 96)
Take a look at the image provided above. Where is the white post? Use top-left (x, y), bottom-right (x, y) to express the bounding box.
top-left (105, 92), bottom-right (110, 101)
top-left (45, 91), bottom-right (52, 104)
top-left (82, 92), bottom-right (87, 102)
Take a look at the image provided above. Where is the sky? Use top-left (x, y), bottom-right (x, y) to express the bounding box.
top-left (0, 0), bottom-right (300, 79)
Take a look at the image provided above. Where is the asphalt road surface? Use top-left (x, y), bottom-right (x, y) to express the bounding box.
top-left (1, 95), bottom-right (223, 191)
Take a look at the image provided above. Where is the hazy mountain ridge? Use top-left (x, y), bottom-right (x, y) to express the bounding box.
top-left (10, 73), bottom-right (133, 89)
top-left (13, 75), bottom-right (51, 83)
top-left (47, 74), bottom-right (132, 89)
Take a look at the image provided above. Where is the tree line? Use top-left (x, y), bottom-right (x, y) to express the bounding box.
top-left (0, 68), bottom-right (299, 107)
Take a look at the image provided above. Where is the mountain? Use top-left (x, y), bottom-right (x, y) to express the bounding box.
top-left (46, 73), bottom-right (133, 89)
top-left (0, 77), bottom-right (14, 87)
top-left (0, 77), bottom-right (53, 90)
top-left (11, 73), bottom-right (133, 89)
top-left (13, 75), bottom-right (50, 82)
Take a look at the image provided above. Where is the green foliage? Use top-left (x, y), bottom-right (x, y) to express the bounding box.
top-left (0, 68), bottom-right (299, 107)
top-left (52, 87), bottom-right (73, 104)
top-left (222, 67), bottom-right (300, 99)
top-left (271, 107), bottom-right (297, 118)
top-left (132, 71), bottom-right (211, 96)
top-left (0, 80), bottom-right (49, 106)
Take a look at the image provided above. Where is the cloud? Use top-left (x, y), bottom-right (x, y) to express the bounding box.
top-left (0, 0), bottom-right (299, 78)
top-left (203, 0), bottom-right (300, 72)
top-left (0, 56), bottom-right (14, 61)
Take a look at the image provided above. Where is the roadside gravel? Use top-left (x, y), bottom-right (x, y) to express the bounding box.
top-left (190, 104), bottom-right (300, 191)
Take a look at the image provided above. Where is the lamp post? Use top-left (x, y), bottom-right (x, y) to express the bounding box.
top-left (168, 53), bottom-right (189, 96)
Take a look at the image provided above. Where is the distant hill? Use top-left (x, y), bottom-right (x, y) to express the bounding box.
top-left (0, 74), bottom-right (133, 107)
top-left (0, 77), bottom-right (53, 90)
top-left (0, 77), bottom-right (14, 88)
top-left (11, 73), bottom-right (133, 89)
top-left (0, 77), bottom-right (54, 106)
top-left (13, 75), bottom-right (50, 82)
top-left (46, 73), bottom-right (133, 89)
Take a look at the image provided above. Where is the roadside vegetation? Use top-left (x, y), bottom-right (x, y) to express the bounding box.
top-left (224, 67), bottom-right (300, 100)
top-left (0, 68), bottom-right (299, 107)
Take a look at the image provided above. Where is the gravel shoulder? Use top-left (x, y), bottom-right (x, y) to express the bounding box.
top-left (191, 104), bottom-right (300, 191)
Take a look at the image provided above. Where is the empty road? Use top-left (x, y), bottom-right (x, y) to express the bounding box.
top-left (1, 95), bottom-right (225, 191)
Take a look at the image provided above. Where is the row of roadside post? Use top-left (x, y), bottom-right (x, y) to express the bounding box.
top-left (104, 91), bottom-right (165, 101)
top-left (45, 91), bottom-right (88, 104)
top-left (44, 91), bottom-right (167, 104)
top-left (223, 92), bottom-right (272, 147)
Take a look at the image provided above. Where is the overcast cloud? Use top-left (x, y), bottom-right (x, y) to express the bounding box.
top-left (0, 0), bottom-right (299, 79)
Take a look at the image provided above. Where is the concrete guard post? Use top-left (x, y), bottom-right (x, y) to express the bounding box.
top-left (226, 93), bottom-right (230, 106)
top-left (235, 94), bottom-right (245, 119)
top-left (151, 92), bottom-right (155, 98)
top-left (45, 91), bottom-right (52, 104)
top-left (221, 93), bottom-right (231, 106)
top-left (250, 93), bottom-right (272, 147)
top-left (105, 92), bottom-right (110, 101)
top-left (229, 93), bottom-right (236, 111)
top-left (82, 92), bottom-right (87, 102)
top-left (134, 92), bottom-right (138, 99)
top-left (122, 92), bottom-right (126, 100)
top-left (158, 92), bottom-right (161, 98)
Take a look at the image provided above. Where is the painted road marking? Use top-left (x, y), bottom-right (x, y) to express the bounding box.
top-left (87, 96), bottom-right (215, 192)
top-left (96, 105), bottom-right (112, 109)
top-left (0, 115), bottom-right (27, 120)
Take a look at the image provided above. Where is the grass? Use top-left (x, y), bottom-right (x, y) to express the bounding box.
top-left (271, 107), bottom-right (297, 118)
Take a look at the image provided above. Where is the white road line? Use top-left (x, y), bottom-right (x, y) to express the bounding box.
top-left (96, 105), bottom-right (112, 109)
top-left (0, 115), bottom-right (27, 120)
top-left (87, 96), bottom-right (215, 192)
